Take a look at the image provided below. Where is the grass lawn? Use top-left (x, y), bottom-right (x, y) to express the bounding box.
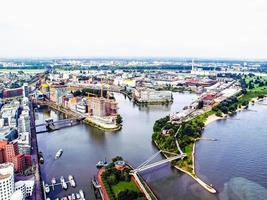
top-left (111, 180), bottom-right (140, 197)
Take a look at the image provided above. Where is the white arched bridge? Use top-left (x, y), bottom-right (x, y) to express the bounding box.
top-left (129, 150), bottom-right (186, 200)
top-left (130, 150), bottom-right (186, 174)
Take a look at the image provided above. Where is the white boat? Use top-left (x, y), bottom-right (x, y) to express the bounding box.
top-left (46, 198), bottom-right (51, 200)
top-left (68, 175), bottom-right (76, 187)
top-left (45, 184), bottom-right (50, 193)
top-left (76, 193), bottom-right (80, 199)
top-left (60, 176), bottom-right (68, 190)
top-left (71, 193), bottom-right (76, 200)
top-left (51, 177), bottom-right (56, 184)
top-left (55, 149), bottom-right (63, 159)
top-left (68, 195), bottom-right (72, 200)
top-left (79, 189), bottom-right (85, 199)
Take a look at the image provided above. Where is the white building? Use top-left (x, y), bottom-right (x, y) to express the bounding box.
top-left (10, 190), bottom-right (24, 200)
top-left (15, 180), bottom-right (34, 198)
top-left (15, 132), bottom-right (31, 155)
top-left (0, 163), bottom-right (15, 200)
top-left (134, 88), bottom-right (172, 103)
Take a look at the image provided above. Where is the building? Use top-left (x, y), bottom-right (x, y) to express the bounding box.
top-left (22, 83), bottom-right (29, 98)
top-left (15, 180), bottom-right (34, 198)
top-left (88, 97), bottom-right (118, 117)
top-left (0, 163), bottom-right (15, 200)
top-left (0, 128), bottom-right (18, 141)
top-left (133, 88), bottom-right (172, 103)
top-left (2, 88), bottom-right (23, 99)
top-left (0, 163), bottom-right (33, 200)
top-left (10, 190), bottom-right (24, 200)
top-left (15, 132), bottom-right (31, 155)
top-left (0, 141), bottom-right (31, 172)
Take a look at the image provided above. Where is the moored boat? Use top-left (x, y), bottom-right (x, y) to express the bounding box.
top-left (45, 184), bottom-right (50, 193)
top-left (68, 175), bottom-right (76, 187)
top-left (71, 193), bottom-right (76, 200)
top-left (60, 176), bottom-right (68, 190)
top-left (79, 189), bottom-right (85, 199)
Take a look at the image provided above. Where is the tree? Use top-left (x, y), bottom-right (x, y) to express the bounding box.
top-left (116, 114), bottom-right (123, 125)
top-left (118, 189), bottom-right (143, 200)
top-left (107, 174), bottom-right (118, 185)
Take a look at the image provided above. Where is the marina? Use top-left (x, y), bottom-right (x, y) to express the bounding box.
top-left (43, 175), bottom-right (83, 200)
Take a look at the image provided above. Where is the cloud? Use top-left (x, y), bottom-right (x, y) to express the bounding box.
top-left (0, 0), bottom-right (266, 59)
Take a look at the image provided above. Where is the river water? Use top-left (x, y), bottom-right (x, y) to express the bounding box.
top-left (36, 94), bottom-right (267, 200)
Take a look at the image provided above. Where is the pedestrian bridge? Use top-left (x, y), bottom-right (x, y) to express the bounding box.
top-left (130, 150), bottom-right (186, 174)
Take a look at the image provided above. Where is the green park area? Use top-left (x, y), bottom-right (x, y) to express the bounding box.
top-left (101, 156), bottom-right (145, 200)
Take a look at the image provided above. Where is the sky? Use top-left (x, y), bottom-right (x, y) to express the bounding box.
top-left (0, 0), bottom-right (267, 59)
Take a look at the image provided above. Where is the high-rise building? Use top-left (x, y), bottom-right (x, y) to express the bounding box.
top-left (0, 163), bottom-right (15, 200)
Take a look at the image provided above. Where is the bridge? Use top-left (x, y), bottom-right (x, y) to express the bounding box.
top-left (35, 118), bottom-right (82, 127)
top-left (35, 118), bottom-right (83, 134)
top-left (130, 150), bottom-right (186, 174)
top-left (128, 150), bottom-right (185, 200)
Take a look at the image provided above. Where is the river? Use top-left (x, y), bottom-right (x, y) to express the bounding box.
top-left (36, 92), bottom-right (198, 199)
top-left (36, 94), bottom-right (267, 200)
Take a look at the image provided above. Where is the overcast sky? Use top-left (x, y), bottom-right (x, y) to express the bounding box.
top-left (0, 0), bottom-right (266, 59)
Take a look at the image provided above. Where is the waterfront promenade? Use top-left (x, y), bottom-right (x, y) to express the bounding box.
top-left (29, 99), bottom-right (42, 200)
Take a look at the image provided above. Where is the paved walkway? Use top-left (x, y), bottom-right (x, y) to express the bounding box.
top-left (97, 168), bottom-right (110, 200)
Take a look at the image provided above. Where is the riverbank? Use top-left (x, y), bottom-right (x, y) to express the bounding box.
top-left (84, 117), bottom-right (121, 132)
top-left (152, 76), bottom-right (267, 194)
top-left (153, 140), bottom-right (217, 193)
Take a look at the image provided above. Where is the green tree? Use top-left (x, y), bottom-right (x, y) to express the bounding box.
top-left (116, 114), bottom-right (123, 125)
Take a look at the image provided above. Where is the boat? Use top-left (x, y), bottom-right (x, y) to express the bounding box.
top-left (60, 176), bottom-right (68, 190)
top-left (55, 198), bottom-right (59, 200)
top-left (39, 151), bottom-right (44, 164)
top-left (79, 189), bottom-right (85, 199)
top-left (45, 184), bottom-right (50, 193)
top-left (55, 149), bottom-right (63, 159)
top-left (68, 195), bottom-right (72, 200)
top-left (71, 193), bottom-right (76, 200)
top-left (61, 197), bottom-right (68, 200)
top-left (68, 175), bottom-right (76, 187)
top-left (46, 198), bottom-right (51, 200)
top-left (51, 177), bottom-right (56, 184)
top-left (96, 159), bottom-right (108, 168)
top-left (76, 193), bottom-right (80, 199)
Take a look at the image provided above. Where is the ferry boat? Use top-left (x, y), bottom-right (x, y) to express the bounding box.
top-left (79, 189), bottom-right (85, 199)
top-left (60, 176), bottom-right (68, 190)
top-left (55, 149), bottom-right (63, 159)
top-left (68, 175), bottom-right (76, 187)
top-left (45, 184), bottom-right (50, 193)
top-left (38, 152), bottom-right (44, 164)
